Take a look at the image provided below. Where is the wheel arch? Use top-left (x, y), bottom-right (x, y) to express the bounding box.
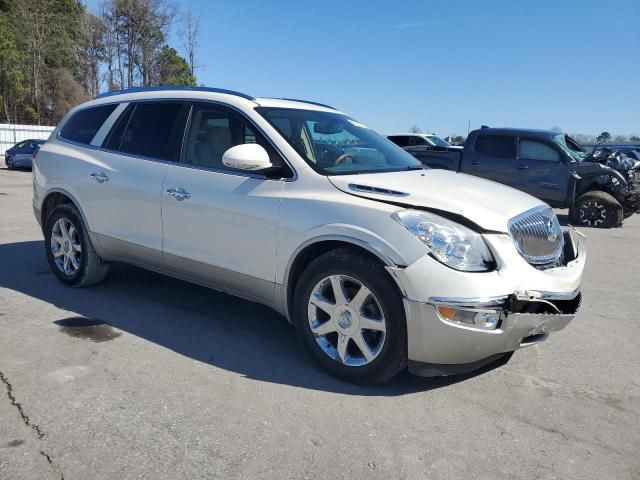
top-left (40, 188), bottom-right (90, 234)
top-left (283, 236), bottom-right (405, 323)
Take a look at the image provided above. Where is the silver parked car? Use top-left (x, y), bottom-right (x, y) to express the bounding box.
top-left (33, 86), bottom-right (586, 384)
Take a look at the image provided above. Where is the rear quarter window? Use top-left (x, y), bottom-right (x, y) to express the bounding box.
top-left (59, 104), bottom-right (118, 145)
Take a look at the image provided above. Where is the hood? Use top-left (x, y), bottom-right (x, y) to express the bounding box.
top-left (328, 169), bottom-right (546, 232)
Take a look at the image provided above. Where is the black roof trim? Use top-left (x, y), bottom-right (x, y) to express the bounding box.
top-left (472, 127), bottom-right (560, 138)
top-left (95, 86), bottom-right (255, 101)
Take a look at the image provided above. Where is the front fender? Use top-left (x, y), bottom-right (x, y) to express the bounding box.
top-left (280, 225), bottom-right (410, 286)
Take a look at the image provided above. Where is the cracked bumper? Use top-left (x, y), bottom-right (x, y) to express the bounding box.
top-left (387, 229), bottom-right (586, 376)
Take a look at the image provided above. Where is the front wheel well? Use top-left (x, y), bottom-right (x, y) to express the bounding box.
top-left (285, 240), bottom-right (398, 322)
top-left (575, 179), bottom-right (594, 196)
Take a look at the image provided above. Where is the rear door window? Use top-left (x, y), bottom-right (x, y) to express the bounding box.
top-left (103, 102), bottom-right (187, 161)
top-left (474, 135), bottom-right (516, 159)
top-left (388, 135), bottom-right (410, 147)
top-left (60, 104), bottom-right (118, 145)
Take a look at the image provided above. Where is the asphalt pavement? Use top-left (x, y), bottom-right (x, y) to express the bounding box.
top-left (0, 167), bottom-right (638, 480)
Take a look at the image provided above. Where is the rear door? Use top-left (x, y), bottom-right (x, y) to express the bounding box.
top-left (464, 134), bottom-right (518, 182)
top-left (515, 137), bottom-right (570, 204)
top-left (72, 101), bottom-right (188, 266)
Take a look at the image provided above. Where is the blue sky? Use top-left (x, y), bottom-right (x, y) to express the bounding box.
top-left (88, 0), bottom-right (639, 136)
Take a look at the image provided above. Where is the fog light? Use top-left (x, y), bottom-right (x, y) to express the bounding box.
top-left (473, 312), bottom-right (499, 329)
top-left (436, 306), bottom-right (501, 330)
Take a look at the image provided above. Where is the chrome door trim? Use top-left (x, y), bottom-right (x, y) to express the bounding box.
top-left (90, 102), bottom-right (129, 147)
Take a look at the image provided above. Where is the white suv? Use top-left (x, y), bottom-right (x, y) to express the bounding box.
top-left (33, 87), bottom-right (586, 383)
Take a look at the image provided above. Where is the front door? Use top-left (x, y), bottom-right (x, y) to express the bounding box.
top-left (516, 137), bottom-right (570, 205)
top-left (161, 103), bottom-right (284, 303)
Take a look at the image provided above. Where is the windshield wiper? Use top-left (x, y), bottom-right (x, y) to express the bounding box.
top-left (406, 165), bottom-right (424, 171)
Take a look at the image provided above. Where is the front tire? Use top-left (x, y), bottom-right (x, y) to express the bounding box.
top-left (571, 191), bottom-right (623, 228)
top-left (44, 204), bottom-right (109, 287)
top-left (293, 248), bottom-right (407, 384)
top-left (5, 156), bottom-right (13, 169)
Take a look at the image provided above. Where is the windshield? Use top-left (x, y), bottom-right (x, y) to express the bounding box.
top-left (554, 134), bottom-right (586, 162)
top-left (427, 135), bottom-right (452, 148)
top-left (256, 107), bottom-right (422, 175)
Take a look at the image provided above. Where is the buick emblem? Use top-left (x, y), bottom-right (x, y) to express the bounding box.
top-left (546, 219), bottom-right (558, 242)
top-left (338, 310), bottom-right (353, 329)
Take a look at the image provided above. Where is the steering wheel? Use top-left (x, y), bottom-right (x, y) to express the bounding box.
top-left (334, 153), bottom-right (355, 166)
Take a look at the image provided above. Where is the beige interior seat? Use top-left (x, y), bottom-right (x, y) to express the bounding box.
top-left (195, 126), bottom-right (232, 169)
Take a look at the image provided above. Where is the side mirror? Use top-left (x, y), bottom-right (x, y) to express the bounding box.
top-left (222, 144), bottom-right (273, 171)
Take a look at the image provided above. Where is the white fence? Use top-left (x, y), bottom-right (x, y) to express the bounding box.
top-left (0, 123), bottom-right (55, 155)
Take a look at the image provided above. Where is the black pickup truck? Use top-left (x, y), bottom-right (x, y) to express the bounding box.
top-left (389, 127), bottom-right (640, 228)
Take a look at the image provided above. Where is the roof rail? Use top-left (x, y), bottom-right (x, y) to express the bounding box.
top-left (95, 86), bottom-right (256, 101)
top-left (269, 98), bottom-right (336, 110)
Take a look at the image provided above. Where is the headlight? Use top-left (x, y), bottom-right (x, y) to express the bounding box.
top-left (392, 210), bottom-right (494, 271)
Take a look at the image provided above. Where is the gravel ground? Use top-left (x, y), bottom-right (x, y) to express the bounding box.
top-left (0, 166), bottom-right (639, 480)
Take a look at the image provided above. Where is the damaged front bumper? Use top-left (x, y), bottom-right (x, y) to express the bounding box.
top-left (388, 228), bottom-right (587, 377)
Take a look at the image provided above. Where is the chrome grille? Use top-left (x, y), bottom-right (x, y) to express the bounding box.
top-left (508, 207), bottom-right (564, 267)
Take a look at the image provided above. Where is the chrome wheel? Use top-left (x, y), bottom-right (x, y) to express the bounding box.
top-left (50, 218), bottom-right (82, 276)
top-left (307, 274), bottom-right (386, 367)
top-left (579, 200), bottom-right (607, 227)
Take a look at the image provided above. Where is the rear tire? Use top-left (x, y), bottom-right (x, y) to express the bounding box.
top-left (44, 204), bottom-right (109, 287)
top-left (571, 191), bottom-right (623, 228)
top-left (293, 248), bottom-right (407, 384)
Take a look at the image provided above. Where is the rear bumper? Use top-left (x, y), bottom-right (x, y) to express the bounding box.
top-left (33, 202), bottom-right (42, 227)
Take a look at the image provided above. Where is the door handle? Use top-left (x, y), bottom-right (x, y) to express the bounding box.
top-left (90, 172), bottom-right (109, 183)
top-left (470, 161), bottom-right (480, 165)
top-left (166, 188), bottom-right (191, 201)
top-left (515, 164), bottom-right (529, 169)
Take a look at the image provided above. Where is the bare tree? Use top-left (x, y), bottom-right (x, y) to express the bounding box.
top-left (15, 0), bottom-right (53, 124)
top-left (47, 68), bottom-right (89, 120)
top-left (101, 0), bottom-right (176, 88)
top-left (77, 11), bottom-right (107, 97)
top-left (409, 126), bottom-right (422, 133)
top-left (596, 131), bottom-right (611, 144)
top-left (181, 10), bottom-right (200, 76)
top-left (101, 1), bottom-right (119, 90)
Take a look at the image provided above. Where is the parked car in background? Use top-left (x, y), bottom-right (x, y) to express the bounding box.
top-left (4, 139), bottom-right (46, 169)
top-left (387, 133), bottom-right (462, 153)
top-left (400, 127), bottom-right (640, 228)
top-left (33, 87), bottom-right (585, 383)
